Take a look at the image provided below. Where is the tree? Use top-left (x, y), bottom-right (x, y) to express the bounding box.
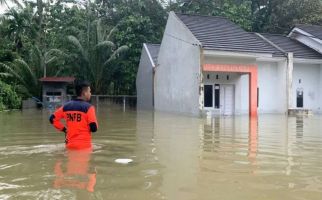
top-left (67, 18), bottom-right (128, 94)
top-left (251, 0), bottom-right (322, 33)
top-left (0, 58), bottom-right (40, 98)
top-left (0, 5), bottom-right (37, 53)
top-left (98, 0), bottom-right (167, 94)
top-left (0, 80), bottom-right (21, 110)
top-left (0, 46), bottom-right (66, 98)
top-left (168, 0), bottom-right (253, 31)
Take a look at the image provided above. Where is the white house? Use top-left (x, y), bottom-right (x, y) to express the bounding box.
top-left (136, 12), bottom-right (322, 116)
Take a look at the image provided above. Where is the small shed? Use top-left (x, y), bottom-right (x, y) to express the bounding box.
top-left (39, 77), bottom-right (75, 108)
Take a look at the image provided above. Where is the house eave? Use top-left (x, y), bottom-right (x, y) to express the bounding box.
top-left (203, 49), bottom-right (274, 59)
top-left (289, 27), bottom-right (322, 44)
top-left (293, 58), bottom-right (322, 64)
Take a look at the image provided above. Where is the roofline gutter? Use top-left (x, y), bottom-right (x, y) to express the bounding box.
top-left (203, 49), bottom-right (273, 59)
top-left (256, 57), bottom-right (286, 62)
top-left (293, 58), bottom-right (322, 64)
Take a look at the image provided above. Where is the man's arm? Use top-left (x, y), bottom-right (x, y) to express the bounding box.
top-left (49, 107), bottom-right (66, 133)
top-left (87, 106), bottom-right (98, 132)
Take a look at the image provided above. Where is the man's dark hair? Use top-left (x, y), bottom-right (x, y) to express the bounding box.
top-left (75, 80), bottom-right (90, 97)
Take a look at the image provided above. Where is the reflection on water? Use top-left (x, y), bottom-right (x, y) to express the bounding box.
top-left (1, 108), bottom-right (322, 199)
top-left (53, 148), bottom-right (96, 192)
top-left (296, 116), bottom-right (304, 138)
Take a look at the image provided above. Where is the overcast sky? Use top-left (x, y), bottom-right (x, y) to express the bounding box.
top-left (0, 1), bottom-right (16, 14)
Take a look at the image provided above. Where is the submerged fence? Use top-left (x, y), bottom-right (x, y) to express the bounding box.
top-left (68, 95), bottom-right (137, 111)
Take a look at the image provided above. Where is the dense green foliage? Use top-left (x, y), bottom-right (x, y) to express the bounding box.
top-left (0, 80), bottom-right (21, 111)
top-left (1, 0), bottom-right (322, 108)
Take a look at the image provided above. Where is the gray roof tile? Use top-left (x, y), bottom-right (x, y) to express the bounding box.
top-left (260, 33), bottom-right (322, 59)
top-left (295, 24), bottom-right (322, 40)
top-left (175, 13), bottom-right (282, 55)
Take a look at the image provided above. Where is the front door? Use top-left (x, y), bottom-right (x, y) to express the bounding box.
top-left (221, 85), bottom-right (235, 115)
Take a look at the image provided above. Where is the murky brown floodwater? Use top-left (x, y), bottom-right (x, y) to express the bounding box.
top-left (1, 106), bottom-right (322, 200)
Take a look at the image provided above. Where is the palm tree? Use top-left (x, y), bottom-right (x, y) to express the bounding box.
top-left (29, 46), bottom-right (68, 78)
top-left (0, 46), bottom-right (67, 97)
top-left (67, 18), bottom-right (128, 94)
top-left (0, 59), bottom-right (39, 97)
top-left (0, 5), bottom-right (36, 52)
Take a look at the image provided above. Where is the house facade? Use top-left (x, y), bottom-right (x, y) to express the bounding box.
top-left (137, 11), bottom-right (322, 116)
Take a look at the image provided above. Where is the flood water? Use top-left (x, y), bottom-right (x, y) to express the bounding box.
top-left (1, 106), bottom-right (322, 200)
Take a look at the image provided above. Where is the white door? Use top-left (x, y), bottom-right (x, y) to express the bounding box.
top-left (220, 85), bottom-right (235, 115)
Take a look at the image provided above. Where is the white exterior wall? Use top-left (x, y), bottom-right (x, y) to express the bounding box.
top-left (257, 61), bottom-right (286, 114)
top-left (136, 45), bottom-right (154, 110)
top-left (277, 60), bottom-right (288, 113)
top-left (235, 74), bottom-right (249, 115)
top-left (203, 56), bottom-right (255, 115)
top-left (319, 64), bottom-right (322, 113)
top-left (292, 63), bottom-right (321, 112)
top-left (155, 12), bottom-right (201, 115)
top-left (202, 72), bottom-right (250, 115)
top-left (202, 57), bottom-right (287, 114)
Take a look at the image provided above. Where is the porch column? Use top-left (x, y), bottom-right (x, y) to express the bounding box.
top-left (287, 53), bottom-right (294, 111)
top-left (249, 68), bottom-right (258, 117)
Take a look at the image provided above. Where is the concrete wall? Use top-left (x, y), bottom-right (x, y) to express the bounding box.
top-left (155, 12), bottom-right (201, 116)
top-left (136, 45), bottom-right (154, 110)
top-left (292, 63), bottom-right (321, 111)
top-left (42, 83), bottom-right (67, 106)
top-left (22, 98), bottom-right (37, 109)
top-left (277, 60), bottom-right (288, 114)
top-left (235, 74), bottom-right (249, 115)
top-left (319, 64), bottom-right (322, 113)
top-left (257, 61), bottom-right (286, 114)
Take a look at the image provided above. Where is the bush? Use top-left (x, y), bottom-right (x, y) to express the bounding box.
top-left (0, 97), bottom-right (5, 111)
top-left (0, 50), bottom-right (16, 62)
top-left (0, 81), bottom-right (22, 110)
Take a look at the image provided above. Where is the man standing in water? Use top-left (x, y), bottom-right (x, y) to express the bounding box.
top-left (49, 80), bottom-right (98, 149)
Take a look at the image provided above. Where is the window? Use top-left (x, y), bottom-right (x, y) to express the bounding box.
top-left (46, 92), bottom-right (62, 96)
top-left (204, 85), bottom-right (213, 107)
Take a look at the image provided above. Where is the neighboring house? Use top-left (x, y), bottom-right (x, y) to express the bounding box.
top-left (136, 11), bottom-right (322, 116)
top-left (136, 43), bottom-right (160, 110)
top-left (39, 77), bottom-right (75, 108)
